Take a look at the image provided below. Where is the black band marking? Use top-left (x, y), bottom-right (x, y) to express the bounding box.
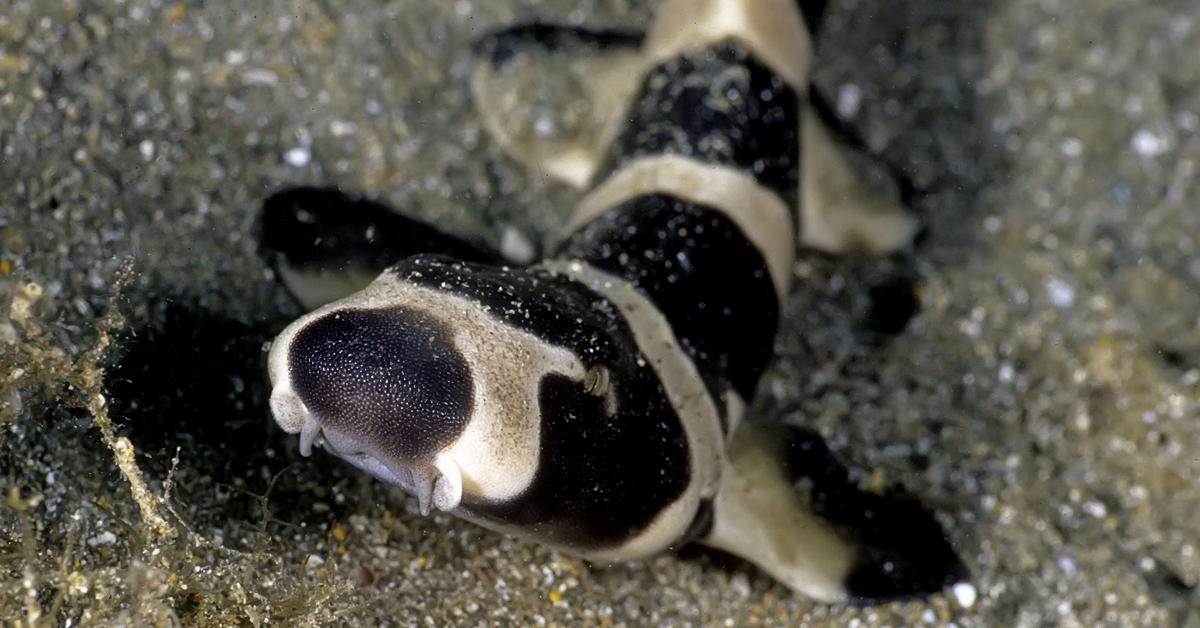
top-left (462, 373), bottom-right (691, 548)
top-left (558, 193), bottom-right (780, 403)
top-left (392, 257), bottom-right (694, 551)
top-left (596, 41), bottom-right (801, 210)
top-left (780, 426), bottom-right (969, 602)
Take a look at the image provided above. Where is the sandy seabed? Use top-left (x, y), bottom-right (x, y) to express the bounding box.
top-left (0, 0), bottom-right (1197, 625)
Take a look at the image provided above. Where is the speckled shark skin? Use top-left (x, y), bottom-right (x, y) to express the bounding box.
top-left (261, 0), bottom-right (964, 603)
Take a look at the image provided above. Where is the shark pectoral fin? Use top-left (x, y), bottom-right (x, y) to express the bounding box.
top-left (703, 421), bottom-right (968, 603)
top-left (702, 419), bottom-right (857, 602)
top-left (799, 87), bottom-right (921, 255)
top-left (469, 22), bottom-right (648, 188)
top-left (261, 186), bottom-right (505, 309)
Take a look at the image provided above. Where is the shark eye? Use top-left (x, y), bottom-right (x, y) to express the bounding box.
top-left (287, 307), bottom-right (473, 461)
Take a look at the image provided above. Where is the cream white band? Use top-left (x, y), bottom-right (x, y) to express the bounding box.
top-left (569, 154), bottom-right (796, 298)
top-left (645, 0), bottom-right (812, 91)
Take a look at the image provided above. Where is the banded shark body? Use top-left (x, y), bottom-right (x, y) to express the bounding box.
top-left (261, 0), bottom-right (966, 603)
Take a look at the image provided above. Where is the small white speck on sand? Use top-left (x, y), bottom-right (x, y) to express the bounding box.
top-left (837, 83), bottom-right (862, 118)
top-left (285, 146), bottom-right (312, 167)
top-left (241, 68), bottom-right (278, 85)
top-left (998, 362), bottom-right (1014, 383)
top-left (1045, 277), bottom-right (1075, 308)
top-left (329, 119), bottom-right (357, 137)
top-left (1131, 128), bottom-right (1169, 156)
top-left (952, 582), bottom-right (978, 609)
top-left (500, 226), bottom-right (537, 264)
top-left (88, 531), bottom-right (118, 546)
top-left (533, 115), bottom-right (556, 138)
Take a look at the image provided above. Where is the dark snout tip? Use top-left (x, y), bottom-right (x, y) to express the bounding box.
top-left (284, 306), bottom-right (475, 462)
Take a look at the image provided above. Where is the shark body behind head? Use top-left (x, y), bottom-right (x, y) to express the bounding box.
top-left (262, 0), bottom-right (966, 603)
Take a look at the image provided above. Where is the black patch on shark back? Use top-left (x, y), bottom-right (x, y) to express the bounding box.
top-left (394, 257), bottom-right (693, 551)
top-left (472, 21), bottom-right (646, 67)
top-left (595, 41), bottom-right (801, 211)
top-left (288, 307), bottom-right (473, 461)
top-left (261, 186), bottom-right (503, 273)
top-left (460, 372), bottom-right (691, 548)
top-left (558, 193), bottom-right (779, 403)
top-left (780, 426), bottom-right (969, 602)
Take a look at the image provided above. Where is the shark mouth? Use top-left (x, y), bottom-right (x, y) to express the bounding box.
top-left (270, 384), bottom-right (464, 516)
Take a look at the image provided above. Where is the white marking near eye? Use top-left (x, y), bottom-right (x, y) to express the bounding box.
top-left (568, 154), bottom-right (796, 300)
